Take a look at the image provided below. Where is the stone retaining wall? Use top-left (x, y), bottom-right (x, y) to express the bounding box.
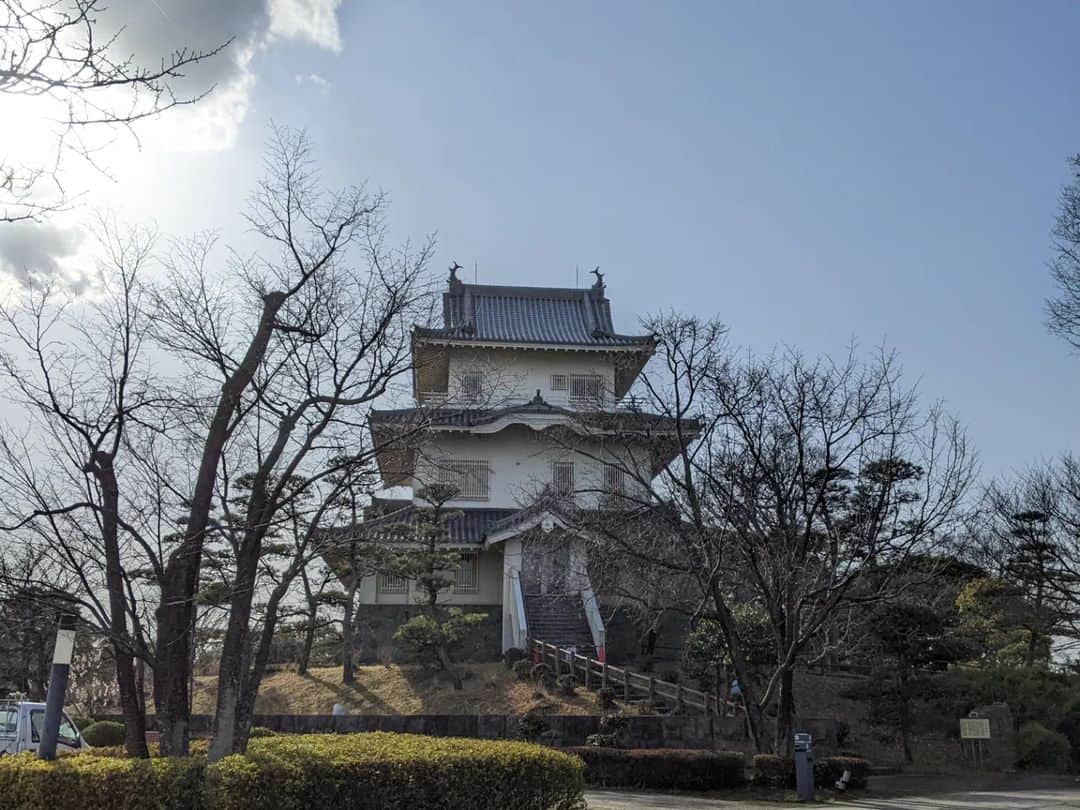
top-left (137, 713), bottom-right (754, 748)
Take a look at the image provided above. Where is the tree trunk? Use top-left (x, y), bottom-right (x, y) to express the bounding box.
top-left (775, 666), bottom-right (795, 757)
top-left (898, 651), bottom-right (913, 764)
top-left (207, 545), bottom-right (260, 762)
top-left (709, 585), bottom-right (769, 752)
top-left (93, 453), bottom-right (149, 759)
top-left (342, 582), bottom-right (357, 685)
top-left (297, 568), bottom-right (316, 676)
top-left (438, 643), bottom-right (463, 690)
top-left (155, 291), bottom-right (285, 756)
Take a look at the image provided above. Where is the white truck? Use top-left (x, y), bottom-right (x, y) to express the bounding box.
top-left (0, 701), bottom-right (86, 755)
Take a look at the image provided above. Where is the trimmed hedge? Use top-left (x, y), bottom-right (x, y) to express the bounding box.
top-left (81, 721), bottom-right (127, 747)
top-left (0, 732), bottom-right (585, 810)
top-left (753, 754), bottom-right (870, 789)
top-left (564, 747), bottom-right (746, 790)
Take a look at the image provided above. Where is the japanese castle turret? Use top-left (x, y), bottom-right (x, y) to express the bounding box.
top-left (349, 266), bottom-right (696, 662)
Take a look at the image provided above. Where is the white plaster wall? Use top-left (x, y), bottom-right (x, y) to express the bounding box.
top-left (411, 426), bottom-right (649, 509)
top-left (354, 547), bottom-right (503, 606)
top-left (444, 347), bottom-right (618, 408)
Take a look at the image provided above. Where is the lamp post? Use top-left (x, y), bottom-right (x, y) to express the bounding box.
top-left (38, 613), bottom-right (77, 761)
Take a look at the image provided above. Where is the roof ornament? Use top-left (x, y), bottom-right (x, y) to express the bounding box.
top-left (449, 261), bottom-right (463, 285)
top-left (590, 266), bottom-right (605, 291)
top-left (531, 389), bottom-right (546, 406)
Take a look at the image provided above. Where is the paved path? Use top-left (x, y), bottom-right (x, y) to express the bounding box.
top-left (585, 773), bottom-right (1080, 809)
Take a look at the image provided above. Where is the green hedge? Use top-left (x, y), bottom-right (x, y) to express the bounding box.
top-left (564, 747), bottom-right (745, 790)
top-left (81, 720), bottom-right (127, 747)
top-left (0, 733), bottom-right (584, 810)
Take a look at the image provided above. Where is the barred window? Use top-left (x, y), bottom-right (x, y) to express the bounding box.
top-left (439, 459), bottom-right (490, 500)
top-left (461, 371), bottom-right (483, 402)
top-left (551, 373), bottom-right (568, 391)
top-left (454, 552), bottom-right (479, 594)
top-left (568, 373), bottom-right (604, 405)
top-left (377, 571), bottom-right (407, 595)
top-left (552, 461), bottom-right (575, 496)
top-left (603, 464), bottom-right (626, 496)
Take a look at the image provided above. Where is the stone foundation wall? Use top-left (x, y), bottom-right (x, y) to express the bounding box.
top-left (143, 713), bottom-right (751, 748)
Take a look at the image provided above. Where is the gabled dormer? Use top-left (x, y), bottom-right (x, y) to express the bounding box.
top-left (411, 267), bottom-right (655, 409)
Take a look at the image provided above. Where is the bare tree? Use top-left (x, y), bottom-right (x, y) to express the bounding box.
top-left (1, 0), bottom-right (228, 222)
top-left (0, 222), bottom-right (162, 755)
top-left (1047, 155), bottom-right (1080, 350)
top-left (573, 315), bottom-right (975, 754)
top-left (143, 126), bottom-right (431, 758)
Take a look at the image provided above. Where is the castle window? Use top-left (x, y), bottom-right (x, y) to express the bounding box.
top-left (568, 373), bottom-right (604, 406)
top-left (377, 571), bottom-right (408, 595)
top-left (439, 459), bottom-right (490, 500)
top-left (551, 373), bottom-right (568, 391)
top-left (552, 461), bottom-right (575, 496)
top-left (461, 371), bottom-right (483, 402)
top-left (454, 552), bottom-right (479, 594)
top-left (603, 464), bottom-right (627, 496)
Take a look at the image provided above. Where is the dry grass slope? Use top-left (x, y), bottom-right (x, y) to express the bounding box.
top-left (192, 663), bottom-right (606, 716)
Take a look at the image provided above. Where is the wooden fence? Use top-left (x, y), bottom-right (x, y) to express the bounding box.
top-left (529, 639), bottom-right (729, 715)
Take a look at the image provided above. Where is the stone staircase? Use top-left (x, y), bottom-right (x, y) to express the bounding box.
top-left (523, 593), bottom-right (596, 652)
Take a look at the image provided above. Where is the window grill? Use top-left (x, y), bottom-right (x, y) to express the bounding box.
top-left (568, 373), bottom-right (604, 405)
top-left (603, 464), bottom-right (627, 496)
top-left (377, 571), bottom-right (408, 595)
top-left (454, 552), bottom-right (479, 594)
top-left (552, 461), bottom-right (575, 496)
top-left (438, 459), bottom-right (490, 500)
top-left (461, 371), bottom-right (483, 402)
top-left (550, 373), bottom-right (568, 391)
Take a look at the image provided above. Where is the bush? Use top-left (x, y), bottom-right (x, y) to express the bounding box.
top-left (0, 733), bottom-right (585, 810)
top-left (247, 726), bottom-right (276, 739)
top-left (530, 663), bottom-right (552, 686)
top-left (504, 648), bottom-right (527, 670)
top-left (516, 712), bottom-right (550, 743)
top-left (81, 721), bottom-right (126, 747)
top-left (565, 748), bottom-right (745, 790)
top-left (753, 754), bottom-right (794, 787)
top-left (555, 675), bottom-right (577, 697)
top-left (0, 753), bottom-right (206, 810)
top-left (1016, 722), bottom-right (1072, 772)
top-left (512, 659), bottom-right (534, 681)
top-left (1056, 701), bottom-right (1080, 768)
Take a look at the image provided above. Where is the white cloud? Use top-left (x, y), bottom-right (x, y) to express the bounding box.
top-left (295, 73), bottom-right (332, 94)
top-left (269, 0), bottom-right (343, 52)
top-left (0, 220), bottom-right (86, 289)
top-left (0, 0), bottom-right (346, 283)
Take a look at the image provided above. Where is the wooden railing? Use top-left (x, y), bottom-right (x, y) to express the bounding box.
top-left (529, 639), bottom-right (727, 715)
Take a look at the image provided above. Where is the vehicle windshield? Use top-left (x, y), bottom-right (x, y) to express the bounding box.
top-left (30, 710), bottom-right (80, 747)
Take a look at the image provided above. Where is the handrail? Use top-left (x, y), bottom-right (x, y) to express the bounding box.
top-left (529, 639), bottom-right (719, 714)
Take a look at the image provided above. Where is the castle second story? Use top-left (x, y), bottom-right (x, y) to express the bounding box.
top-left (410, 268), bottom-right (655, 410)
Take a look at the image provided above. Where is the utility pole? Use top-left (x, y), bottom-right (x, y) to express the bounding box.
top-left (38, 613), bottom-right (77, 760)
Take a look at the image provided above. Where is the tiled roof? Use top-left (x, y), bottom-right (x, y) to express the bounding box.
top-left (330, 505), bottom-right (520, 546)
top-left (414, 275), bottom-right (653, 348)
top-left (371, 400), bottom-right (697, 435)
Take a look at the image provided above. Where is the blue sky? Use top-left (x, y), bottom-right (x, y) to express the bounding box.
top-left (13, 1), bottom-right (1080, 481)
